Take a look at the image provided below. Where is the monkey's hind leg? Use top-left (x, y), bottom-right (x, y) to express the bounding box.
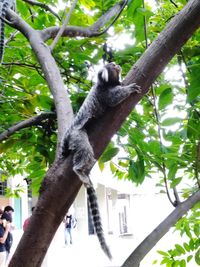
top-left (69, 129), bottom-right (96, 185)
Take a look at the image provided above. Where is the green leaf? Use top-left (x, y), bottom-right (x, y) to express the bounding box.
top-left (170, 177), bottom-right (182, 188)
top-left (180, 259), bottom-right (186, 267)
top-left (162, 118), bottom-right (182, 126)
top-left (158, 88), bottom-right (173, 110)
top-left (148, 140), bottom-right (161, 155)
top-left (128, 158), bottom-right (145, 184)
top-left (127, 0), bottom-right (145, 42)
top-left (100, 147), bottom-right (119, 163)
top-left (168, 164), bottom-right (178, 180)
top-left (110, 162), bottom-right (117, 173)
top-left (28, 169), bottom-right (46, 180)
top-left (157, 250), bottom-right (169, 256)
top-left (183, 242), bottom-right (191, 252)
top-left (160, 258), bottom-right (171, 265)
top-left (98, 160), bottom-right (104, 172)
top-left (175, 244), bottom-right (185, 255)
top-left (195, 248), bottom-right (200, 265)
top-left (194, 224), bottom-right (200, 237)
top-left (187, 255), bottom-right (193, 262)
top-left (127, 0), bottom-right (142, 17)
top-left (188, 63), bottom-right (200, 101)
top-left (80, 0), bottom-right (95, 9)
top-left (187, 110), bottom-right (200, 140)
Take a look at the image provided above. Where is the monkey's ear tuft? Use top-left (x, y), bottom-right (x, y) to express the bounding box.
top-left (100, 67), bottom-right (109, 82)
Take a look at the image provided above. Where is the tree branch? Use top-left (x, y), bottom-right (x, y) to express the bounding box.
top-left (122, 190), bottom-right (200, 267)
top-left (50, 0), bottom-right (78, 51)
top-left (90, 0), bottom-right (128, 36)
top-left (0, 112), bottom-right (56, 142)
top-left (6, 9), bottom-right (73, 146)
top-left (40, 0), bottom-right (128, 42)
top-left (2, 62), bottom-right (43, 77)
top-left (151, 86), bottom-right (180, 206)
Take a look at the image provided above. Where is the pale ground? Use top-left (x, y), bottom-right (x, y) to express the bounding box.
top-left (9, 227), bottom-right (196, 267)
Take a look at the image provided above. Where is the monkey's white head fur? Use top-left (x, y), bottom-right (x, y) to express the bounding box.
top-left (99, 63), bottom-right (122, 84)
top-left (100, 67), bottom-right (109, 82)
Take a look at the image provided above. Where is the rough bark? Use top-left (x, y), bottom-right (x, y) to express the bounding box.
top-left (8, 0), bottom-right (200, 266)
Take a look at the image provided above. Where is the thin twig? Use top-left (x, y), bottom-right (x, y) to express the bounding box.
top-left (2, 61), bottom-right (44, 79)
top-left (143, 0), bottom-right (178, 207)
top-left (50, 0), bottom-right (78, 51)
top-left (169, 0), bottom-right (178, 8)
top-left (22, 0), bottom-right (61, 20)
top-left (142, 0), bottom-right (148, 49)
top-left (151, 87), bottom-right (177, 207)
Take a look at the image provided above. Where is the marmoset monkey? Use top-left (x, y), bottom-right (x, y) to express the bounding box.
top-left (61, 62), bottom-right (141, 259)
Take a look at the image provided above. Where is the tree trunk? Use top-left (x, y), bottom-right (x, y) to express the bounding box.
top-left (9, 0), bottom-right (200, 266)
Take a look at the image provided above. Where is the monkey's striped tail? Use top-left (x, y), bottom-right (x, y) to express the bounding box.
top-left (0, 0), bottom-right (15, 63)
top-left (87, 186), bottom-right (112, 260)
top-left (0, 1), bottom-right (7, 63)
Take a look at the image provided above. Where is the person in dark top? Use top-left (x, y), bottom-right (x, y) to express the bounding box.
top-left (1, 206), bottom-right (14, 260)
top-left (0, 219), bottom-right (11, 266)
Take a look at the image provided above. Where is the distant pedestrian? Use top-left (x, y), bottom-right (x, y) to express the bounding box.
top-left (64, 213), bottom-right (77, 245)
top-left (23, 207), bottom-right (35, 231)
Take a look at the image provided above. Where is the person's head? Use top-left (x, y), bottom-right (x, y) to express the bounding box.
top-left (4, 206), bottom-right (14, 213)
top-left (1, 213), bottom-right (12, 223)
top-left (4, 206), bottom-right (14, 216)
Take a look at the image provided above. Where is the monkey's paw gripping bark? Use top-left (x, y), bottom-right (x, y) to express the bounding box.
top-left (128, 83), bottom-right (141, 94)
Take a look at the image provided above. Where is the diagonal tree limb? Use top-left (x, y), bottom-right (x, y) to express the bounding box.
top-left (0, 112), bottom-right (56, 142)
top-left (40, 0), bottom-right (128, 42)
top-left (6, 9), bottom-right (73, 146)
top-left (122, 190), bottom-right (200, 267)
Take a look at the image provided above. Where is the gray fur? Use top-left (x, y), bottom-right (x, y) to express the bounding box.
top-left (61, 62), bottom-right (141, 259)
top-left (0, 0), bottom-right (15, 64)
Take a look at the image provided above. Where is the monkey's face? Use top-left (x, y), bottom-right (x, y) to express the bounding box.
top-left (98, 62), bottom-right (121, 86)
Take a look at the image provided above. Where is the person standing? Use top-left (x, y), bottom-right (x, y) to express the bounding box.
top-left (64, 213), bottom-right (77, 245)
top-left (0, 218), bottom-right (11, 267)
top-left (1, 206), bottom-right (14, 262)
